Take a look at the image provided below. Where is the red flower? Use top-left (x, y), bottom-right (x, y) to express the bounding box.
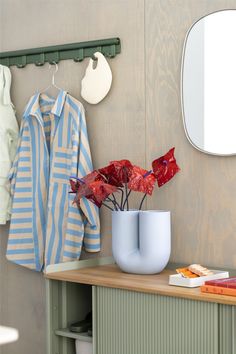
top-left (128, 166), bottom-right (156, 195)
top-left (70, 178), bottom-right (79, 193)
top-left (99, 159), bottom-right (133, 187)
top-left (152, 147), bottom-right (180, 187)
top-left (99, 164), bottom-right (123, 187)
top-left (70, 172), bottom-right (117, 208)
top-left (82, 170), bottom-right (105, 184)
top-left (70, 150), bottom-right (180, 212)
top-left (70, 171), bottom-right (105, 192)
top-left (88, 181), bottom-right (117, 207)
top-left (70, 171), bottom-right (103, 204)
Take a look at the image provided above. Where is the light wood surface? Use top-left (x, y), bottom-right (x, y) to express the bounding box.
top-left (46, 264), bottom-right (236, 306)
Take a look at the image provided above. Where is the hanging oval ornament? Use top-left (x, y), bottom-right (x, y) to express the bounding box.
top-left (81, 52), bottom-right (112, 104)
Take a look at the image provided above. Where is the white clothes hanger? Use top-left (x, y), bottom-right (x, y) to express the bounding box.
top-left (81, 52), bottom-right (112, 104)
top-left (42, 62), bottom-right (62, 97)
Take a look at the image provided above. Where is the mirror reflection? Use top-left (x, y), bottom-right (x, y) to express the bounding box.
top-left (182, 10), bottom-right (236, 155)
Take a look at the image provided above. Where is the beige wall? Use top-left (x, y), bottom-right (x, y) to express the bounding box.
top-left (1, 1), bottom-right (236, 353)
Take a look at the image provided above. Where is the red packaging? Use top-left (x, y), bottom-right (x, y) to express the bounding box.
top-left (205, 277), bottom-right (236, 289)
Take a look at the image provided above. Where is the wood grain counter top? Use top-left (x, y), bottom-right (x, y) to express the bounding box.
top-left (46, 264), bottom-right (236, 306)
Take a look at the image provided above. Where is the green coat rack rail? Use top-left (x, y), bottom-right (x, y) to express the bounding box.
top-left (0, 38), bottom-right (121, 68)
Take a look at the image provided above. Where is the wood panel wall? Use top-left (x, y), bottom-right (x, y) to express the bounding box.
top-left (1, 1), bottom-right (236, 353)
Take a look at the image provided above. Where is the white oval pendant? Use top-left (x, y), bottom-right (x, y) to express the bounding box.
top-left (81, 52), bottom-right (112, 104)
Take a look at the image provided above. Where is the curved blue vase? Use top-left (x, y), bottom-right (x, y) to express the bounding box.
top-left (112, 210), bottom-right (171, 274)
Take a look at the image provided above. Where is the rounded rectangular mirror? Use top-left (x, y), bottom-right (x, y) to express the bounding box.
top-left (182, 10), bottom-right (236, 155)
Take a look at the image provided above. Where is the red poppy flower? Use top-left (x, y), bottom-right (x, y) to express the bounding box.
top-left (152, 147), bottom-right (180, 187)
top-left (99, 159), bottom-right (133, 187)
top-left (128, 166), bottom-right (156, 195)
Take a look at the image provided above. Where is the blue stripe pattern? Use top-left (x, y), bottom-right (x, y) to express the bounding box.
top-left (11, 218), bottom-right (32, 224)
top-left (7, 90), bottom-right (100, 271)
top-left (15, 187), bottom-right (31, 193)
top-left (13, 198), bottom-right (32, 203)
top-left (9, 228), bottom-right (32, 234)
top-left (19, 157), bottom-right (30, 162)
top-left (65, 239), bottom-right (82, 248)
top-left (12, 259), bottom-right (35, 265)
top-left (7, 249), bottom-right (34, 255)
top-left (8, 238), bottom-right (33, 244)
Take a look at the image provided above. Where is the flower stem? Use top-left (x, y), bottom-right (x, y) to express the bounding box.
top-left (125, 183), bottom-right (129, 210)
top-left (123, 167), bottom-right (130, 211)
top-left (112, 193), bottom-right (120, 210)
top-left (120, 189), bottom-right (124, 210)
top-left (107, 197), bottom-right (119, 211)
top-left (117, 188), bottom-right (124, 210)
top-left (123, 190), bottom-right (131, 210)
top-left (139, 193), bottom-right (147, 210)
top-left (101, 202), bottom-right (114, 211)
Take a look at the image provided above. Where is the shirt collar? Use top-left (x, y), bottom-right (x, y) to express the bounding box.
top-left (23, 89), bottom-right (67, 120)
top-left (51, 89), bottom-right (67, 117)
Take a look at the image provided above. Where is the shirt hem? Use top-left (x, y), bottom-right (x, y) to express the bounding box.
top-left (84, 248), bottom-right (101, 253)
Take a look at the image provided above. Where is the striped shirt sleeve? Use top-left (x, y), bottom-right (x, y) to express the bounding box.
top-left (77, 106), bottom-right (100, 253)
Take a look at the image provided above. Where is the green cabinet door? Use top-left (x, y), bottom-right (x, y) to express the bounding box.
top-left (219, 304), bottom-right (236, 354)
top-left (96, 286), bottom-right (219, 354)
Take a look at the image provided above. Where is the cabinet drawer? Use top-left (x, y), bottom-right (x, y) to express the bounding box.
top-left (96, 286), bottom-right (218, 354)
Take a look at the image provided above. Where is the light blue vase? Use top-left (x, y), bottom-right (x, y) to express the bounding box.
top-left (112, 210), bottom-right (171, 274)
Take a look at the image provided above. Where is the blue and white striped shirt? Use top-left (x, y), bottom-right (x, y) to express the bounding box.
top-left (6, 90), bottom-right (100, 271)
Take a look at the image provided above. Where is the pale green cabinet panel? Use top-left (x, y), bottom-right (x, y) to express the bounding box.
top-left (96, 287), bottom-right (219, 354)
top-left (46, 280), bottom-right (93, 354)
top-left (218, 305), bottom-right (236, 354)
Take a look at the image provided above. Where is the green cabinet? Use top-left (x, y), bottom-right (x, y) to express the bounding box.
top-left (219, 305), bottom-right (236, 354)
top-left (47, 280), bottom-right (94, 354)
top-left (95, 286), bottom-right (236, 354)
top-left (47, 282), bottom-right (236, 354)
top-left (46, 266), bottom-right (236, 354)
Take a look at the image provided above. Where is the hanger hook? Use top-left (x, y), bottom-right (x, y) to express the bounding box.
top-left (48, 61), bottom-right (59, 85)
top-left (91, 53), bottom-right (98, 61)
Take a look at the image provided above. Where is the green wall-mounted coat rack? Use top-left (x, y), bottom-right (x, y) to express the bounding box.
top-left (0, 37), bottom-right (121, 68)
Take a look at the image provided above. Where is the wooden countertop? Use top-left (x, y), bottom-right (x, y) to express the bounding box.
top-left (46, 264), bottom-right (236, 306)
